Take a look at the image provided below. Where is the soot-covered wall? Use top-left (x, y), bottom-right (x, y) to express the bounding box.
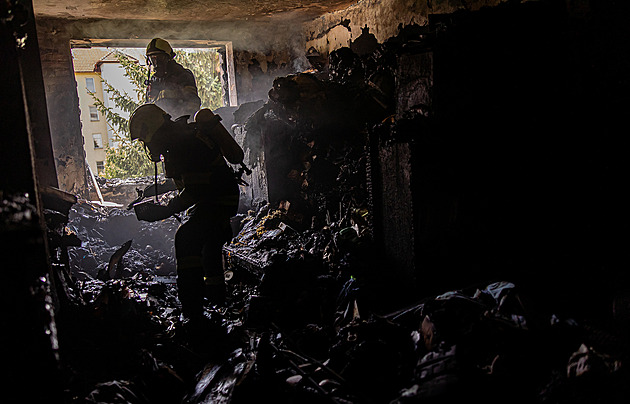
top-left (376, 0), bottom-right (630, 310)
top-left (304, 0), bottom-right (506, 59)
top-left (35, 20), bottom-right (87, 197)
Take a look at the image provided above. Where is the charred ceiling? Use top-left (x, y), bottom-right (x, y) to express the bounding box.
top-left (32, 0), bottom-right (359, 23)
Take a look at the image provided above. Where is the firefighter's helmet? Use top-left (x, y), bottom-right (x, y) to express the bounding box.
top-left (193, 108), bottom-right (217, 124)
top-left (146, 38), bottom-right (175, 58)
top-left (129, 104), bottom-right (169, 143)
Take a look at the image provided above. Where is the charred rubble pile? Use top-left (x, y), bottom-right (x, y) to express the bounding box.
top-left (66, 200), bottom-right (178, 280)
top-left (2, 192), bottom-right (62, 401)
top-left (94, 176), bottom-right (157, 206)
top-left (47, 195), bottom-right (630, 403)
top-left (214, 205), bottom-right (629, 404)
top-left (223, 25), bottom-right (424, 298)
top-left (189, 278), bottom-right (630, 404)
top-left (42, 199), bottom-right (187, 403)
top-left (221, 31), bottom-right (417, 333)
top-left (46, 199), bottom-right (630, 403)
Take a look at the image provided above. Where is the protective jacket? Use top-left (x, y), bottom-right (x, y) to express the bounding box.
top-left (163, 116), bottom-right (243, 214)
top-left (129, 102), bottom-right (245, 318)
top-left (164, 115), bottom-right (243, 318)
top-left (146, 60), bottom-right (201, 121)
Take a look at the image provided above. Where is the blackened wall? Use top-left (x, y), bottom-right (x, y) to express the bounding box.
top-left (404, 0), bottom-right (630, 311)
top-left (304, 0), bottom-right (506, 59)
top-left (36, 19), bottom-right (87, 197)
top-left (234, 49), bottom-right (298, 105)
top-left (1, 1), bottom-right (63, 399)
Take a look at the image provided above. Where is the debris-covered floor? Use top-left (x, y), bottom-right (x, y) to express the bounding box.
top-left (43, 198), bottom-right (628, 404)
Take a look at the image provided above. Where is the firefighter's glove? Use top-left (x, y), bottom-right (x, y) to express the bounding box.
top-left (165, 196), bottom-right (187, 215)
top-left (133, 201), bottom-right (173, 222)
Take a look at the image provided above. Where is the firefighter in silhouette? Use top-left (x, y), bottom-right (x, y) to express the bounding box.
top-left (145, 37), bottom-right (201, 121)
top-left (129, 103), bottom-right (244, 320)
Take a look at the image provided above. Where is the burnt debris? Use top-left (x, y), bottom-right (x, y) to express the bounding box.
top-left (49, 196), bottom-right (630, 403)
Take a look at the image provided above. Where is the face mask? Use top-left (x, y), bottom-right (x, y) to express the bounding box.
top-left (143, 141), bottom-right (163, 163)
top-left (148, 53), bottom-right (170, 75)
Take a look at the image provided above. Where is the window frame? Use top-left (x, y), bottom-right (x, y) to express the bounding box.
top-left (89, 106), bottom-right (99, 121)
top-left (86, 77), bottom-right (95, 93)
top-left (92, 133), bottom-right (103, 149)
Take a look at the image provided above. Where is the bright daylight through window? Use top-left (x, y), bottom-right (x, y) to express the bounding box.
top-left (72, 45), bottom-right (228, 180)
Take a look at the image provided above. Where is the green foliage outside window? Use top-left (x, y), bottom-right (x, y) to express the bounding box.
top-left (177, 50), bottom-right (224, 110)
top-left (89, 49), bottom-right (223, 179)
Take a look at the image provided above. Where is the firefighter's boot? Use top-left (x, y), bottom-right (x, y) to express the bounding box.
top-left (177, 266), bottom-right (205, 320)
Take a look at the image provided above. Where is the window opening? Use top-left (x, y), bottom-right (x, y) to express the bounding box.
top-left (89, 106), bottom-right (99, 121)
top-left (71, 41), bottom-right (236, 179)
top-left (92, 133), bottom-right (103, 149)
top-left (86, 77), bottom-right (95, 93)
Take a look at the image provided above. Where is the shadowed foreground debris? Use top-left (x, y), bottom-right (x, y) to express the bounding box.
top-left (46, 200), bottom-right (628, 404)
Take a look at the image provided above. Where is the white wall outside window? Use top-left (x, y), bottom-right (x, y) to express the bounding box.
top-left (100, 60), bottom-right (140, 141)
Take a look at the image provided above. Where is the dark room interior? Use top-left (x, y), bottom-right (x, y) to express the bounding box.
top-left (1, 0), bottom-right (629, 403)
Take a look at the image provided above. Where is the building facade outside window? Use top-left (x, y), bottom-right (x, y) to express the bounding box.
top-left (92, 133), bottom-right (103, 149)
top-left (86, 77), bottom-right (95, 93)
top-left (89, 106), bottom-right (99, 121)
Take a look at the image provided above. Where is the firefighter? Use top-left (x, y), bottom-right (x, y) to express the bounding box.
top-left (145, 37), bottom-right (201, 121)
top-left (129, 104), bottom-right (244, 320)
